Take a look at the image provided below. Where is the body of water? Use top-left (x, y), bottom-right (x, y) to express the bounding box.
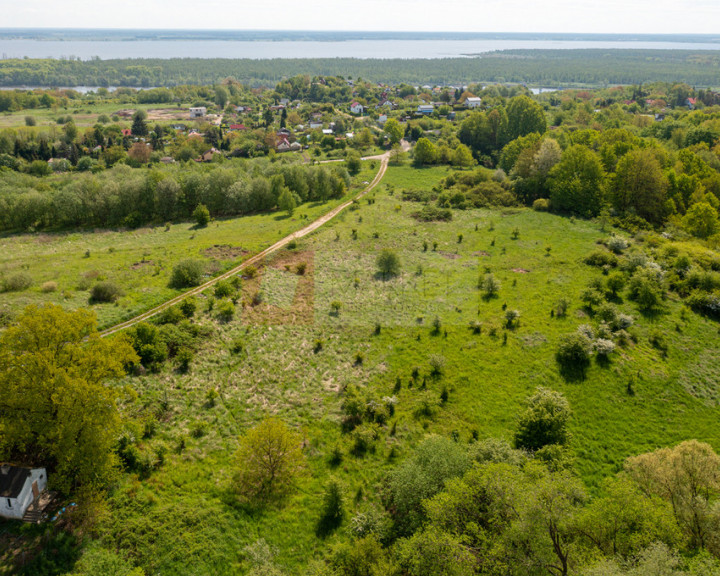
top-left (2, 38), bottom-right (720, 60)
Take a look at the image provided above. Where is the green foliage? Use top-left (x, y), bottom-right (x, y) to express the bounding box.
top-left (384, 435), bottom-right (470, 536)
top-left (506, 94), bottom-right (547, 140)
top-left (0, 304), bottom-right (137, 492)
top-left (129, 322), bottom-right (168, 369)
top-left (233, 418), bottom-right (305, 505)
top-left (683, 202), bottom-right (719, 239)
top-left (555, 332), bottom-right (593, 378)
top-left (1, 272), bottom-right (33, 292)
top-left (90, 281), bottom-right (124, 303)
top-left (170, 259), bottom-right (204, 288)
top-left (413, 138), bottom-right (437, 166)
top-left (549, 145), bottom-right (606, 217)
top-left (395, 527), bottom-right (476, 576)
top-left (376, 248), bottom-right (401, 279)
top-left (193, 203), bottom-right (211, 227)
top-left (317, 479), bottom-right (345, 537)
top-left (515, 387), bottom-right (571, 451)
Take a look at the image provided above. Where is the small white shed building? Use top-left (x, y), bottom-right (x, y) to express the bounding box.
top-left (0, 464), bottom-right (47, 520)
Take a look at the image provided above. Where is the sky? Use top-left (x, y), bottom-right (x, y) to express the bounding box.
top-left (3, 0), bottom-right (720, 34)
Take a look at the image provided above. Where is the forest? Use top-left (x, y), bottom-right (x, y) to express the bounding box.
top-left (1, 75), bottom-right (720, 576)
top-left (1, 50), bottom-right (720, 88)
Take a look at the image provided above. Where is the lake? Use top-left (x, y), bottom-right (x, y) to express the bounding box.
top-left (2, 37), bottom-right (720, 60)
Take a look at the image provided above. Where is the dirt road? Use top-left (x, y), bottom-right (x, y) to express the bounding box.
top-left (99, 144), bottom-right (404, 337)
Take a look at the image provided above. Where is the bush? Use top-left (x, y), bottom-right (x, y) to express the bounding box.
top-left (90, 281), bottom-right (123, 303)
top-left (428, 354), bottom-right (446, 377)
top-left (296, 262), bottom-right (307, 275)
top-left (514, 387), bottom-right (571, 451)
top-left (584, 250), bottom-right (618, 268)
top-left (216, 299), bottom-right (235, 322)
top-left (214, 280), bottom-right (233, 298)
top-left (594, 338), bottom-right (616, 358)
top-left (412, 205), bottom-right (453, 222)
top-left (532, 198), bottom-right (550, 211)
top-left (480, 273), bottom-right (501, 298)
top-left (330, 301), bottom-right (342, 316)
top-left (179, 297), bottom-right (197, 318)
top-left (686, 291), bottom-right (720, 319)
top-left (2, 273), bottom-right (33, 292)
top-left (158, 305), bottom-right (184, 324)
top-left (376, 249), bottom-right (401, 279)
top-left (317, 479), bottom-right (345, 536)
top-left (244, 266), bottom-right (258, 279)
top-left (170, 259), bottom-right (204, 288)
top-left (193, 203), bottom-right (210, 227)
top-left (176, 347), bottom-right (194, 372)
top-left (628, 269), bottom-right (664, 311)
top-left (555, 332), bottom-right (593, 377)
top-left (607, 235), bottom-right (629, 254)
top-left (40, 281), bottom-right (58, 293)
top-left (129, 322), bottom-right (168, 369)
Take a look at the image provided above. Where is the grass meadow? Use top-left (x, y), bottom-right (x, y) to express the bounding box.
top-left (52, 162), bottom-right (720, 576)
top-left (0, 162), bottom-right (379, 329)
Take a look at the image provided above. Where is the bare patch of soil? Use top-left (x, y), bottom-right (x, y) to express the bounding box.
top-left (512, 268), bottom-right (530, 273)
top-left (203, 244), bottom-right (248, 260)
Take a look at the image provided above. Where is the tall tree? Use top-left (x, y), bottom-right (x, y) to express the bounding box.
top-left (0, 304), bottom-right (137, 492)
top-left (612, 149), bottom-right (669, 224)
top-left (548, 145), bottom-right (606, 217)
top-left (131, 110), bottom-right (148, 138)
top-left (506, 95), bottom-right (547, 141)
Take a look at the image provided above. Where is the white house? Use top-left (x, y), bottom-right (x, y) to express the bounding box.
top-left (378, 114), bottom-right (388, 125)
top-left (350, 102), bottom-right (364, 115)
top-left (417, 104), bottom-right (434, 115)
top-left (189, 107), bottom-right (207, 118)
top-left (0, 464), bottom-right (47, 520)
top-left (465, 97), bottom-right (482, 109)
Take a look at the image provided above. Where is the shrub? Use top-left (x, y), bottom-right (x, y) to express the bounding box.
top-left (428, 354), bottom-right (446, 377)
top-left (556, 332), bottom-right (593, 377)
top-left (179, 297), bottom-right (197, 318)
top-left (351, 424), bottom-right (378, 456)
top-left (158, 305), bottom-right (184, 324)
top-left (505, 309), bottom-right (520, 328)
top-left (330, 301), bottom-right (342, 316)
top-left (2, 273), bottom-right (33, 292)
top-left (515, 387), bottom-right (571, 451)
top-left (214, 280), bottom-right (233, 298)
top-left (480, 273), bottom-right (501, 298)
top-left (176, 348), bottom-right (194, 372)
top-left (170, 259), bottom-right (204, 288)
top-left (533, 198), bottom-right (550, 211)
top-left (686, 291), bottom-right (720, 319)
top-left (607, 235), bottom-right (629, 254)
top-left (216, 299), bottom-right (235, 322)
top-left (193, 203), bottom-right (210, 227)
top-left (90, 281), bottom-right (123, 303)
top-left (412, 205), bottom-right (453, 222)
top-left (628, 269), bottom-right (664, 311)
top-left (190, 420), bottom-right (208, 438)
top-left (317, 479), bottom-right (345, 536)
top-left (554, 298), bottom-right (569, 317)
top-left (584, 250), bottom-right (618, 268)
top-left (244, 266), bottom-right (258, 279)
top-left (296, 262), bottom-right (307, 275)
top-left (129, 322), bottom-right (168, 369)
top-left (40, 281), bottom-right (58, 293)
top-left (376, 249), bottom-right (401, 279)
top-left (594, 338), bottom-right (616, 358)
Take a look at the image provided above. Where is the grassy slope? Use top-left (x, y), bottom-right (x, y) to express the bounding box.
top-left (0, 162), bottom-right (379, 329)
top-left (80, 162), bottom-right (720, 576)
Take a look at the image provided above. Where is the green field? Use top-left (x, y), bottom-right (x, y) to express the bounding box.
top-left (40, 162), bottom-right (719, 575)
top-left (0, 161), bottom-right (380, 329)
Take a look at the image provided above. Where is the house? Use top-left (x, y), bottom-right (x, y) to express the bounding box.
top-left (655, 113), bottom-right (666, 122)
top-left (189, 107), bottom-right (207, 118)
top-left (378, 114), bottom-right (388, 125)
top-left (269, 105), bottom-right (285, 111)
top-left (196, 148), bottom-right (220, 162)
top-left (376, 99), bottom-right (395, 109)
top-left (686, 98), bottom-right (697, 110)
top-left (322, 129), bottom-right (334, 135)
top-left (417, 104), bottom-right (434, 115)
top-left (277, 128), bottom-right (291, 137)
top-left (309, 121), bottom-right (323, 130)
top-left (121, 129), bottom-right (132, 137)
top-left (280, 98), bottom-right (290, 106)
top-left (160, 156), bottom-right (176, 164)
top-left (289, 142), bottom-right (302, 151)
top-left (447, 111), bottom-right (456, 121)
top-left (228, 124), bottom-right (247, 131)
top-left (276, 137), bottom-right (291, 152)
top-left (172, 124), bottom-right (186, 131)
top-left (350, 102), bottom-right (364, 115)
top-left (0, 464), bottom-right (47, 520)
top-left (465, 97), bottom-right (482, 109)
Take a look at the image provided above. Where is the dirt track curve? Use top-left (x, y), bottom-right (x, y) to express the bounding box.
top-left (99, 144), bottom-right (405, 338)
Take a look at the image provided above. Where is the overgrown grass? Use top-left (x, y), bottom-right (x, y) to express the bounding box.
top-left (9, 163), bottom-right (720, 576)
top-left (0, 162), bottom-right (379, 329)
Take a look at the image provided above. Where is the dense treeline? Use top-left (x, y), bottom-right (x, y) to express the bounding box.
top-left (0, 160), bottom-right (350, 231)
top-left (1, 50), bottom-right (720, 88)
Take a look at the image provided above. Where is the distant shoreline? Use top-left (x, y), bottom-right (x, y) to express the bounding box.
top-left (1, 29), bottom-right (719, 43)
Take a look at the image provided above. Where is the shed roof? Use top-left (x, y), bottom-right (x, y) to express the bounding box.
top-left (0, 464), bottom-right (31, 499)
